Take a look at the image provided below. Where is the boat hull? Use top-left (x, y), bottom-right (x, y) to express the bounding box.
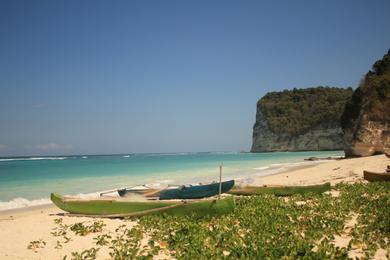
top-left (158, 180), bottom-right (235, 200)
top-left (363, 170), bottom-right (390, 182)
top-left (227, 182), bottom-right (331, 196)
top-left (51, 193), bottom-right (235, 217)
top-left (51, 193), bottom-right (179, 216)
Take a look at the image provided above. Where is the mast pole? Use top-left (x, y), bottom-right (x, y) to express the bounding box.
top-left (219, 162), bottom-right (223, 199)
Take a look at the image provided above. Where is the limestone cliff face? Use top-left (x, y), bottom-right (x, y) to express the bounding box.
top-left (341, 49), bottom-right (390, 157)
top-left (251, 87), bottom-right (352, 152)
top-left (251, 109), bottom-right (344, 152)
top-left (342, 119), bottom-right (389, 157)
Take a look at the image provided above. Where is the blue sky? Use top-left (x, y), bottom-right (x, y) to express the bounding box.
top-left (1, 0), bottom-right (390, 156)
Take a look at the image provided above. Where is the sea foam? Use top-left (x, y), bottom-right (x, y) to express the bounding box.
top-left (0, 190), bottom-right (119, 211)
top-left (0, 157), bottom-right (67, 162)
top-left (0, 197), bottom-right (52, 211)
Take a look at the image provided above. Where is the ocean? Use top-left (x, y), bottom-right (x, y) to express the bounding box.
top-left (0, 151), bottom-right (343, 211)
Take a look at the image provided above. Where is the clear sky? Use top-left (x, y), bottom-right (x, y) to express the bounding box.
top-left (1, 0), bottom-right (390, 156)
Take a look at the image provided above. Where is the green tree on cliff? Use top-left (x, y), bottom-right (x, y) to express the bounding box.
top-left (341, 49), bottom-right (390, 128)
top-left (259, 87), bottom-right (353, 135)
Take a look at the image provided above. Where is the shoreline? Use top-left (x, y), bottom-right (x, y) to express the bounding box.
top-left (0, 155), bottom-right (334, 212)
top-left (0, 158), bottom-right (327, 214)
top-left (0, 203), bottom-right (56, 221)
top-left (258, 154), bottom-right (388, 186)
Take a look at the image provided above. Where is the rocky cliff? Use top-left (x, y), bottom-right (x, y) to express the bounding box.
top-left (341, 49), bottom-right (390, 157)
top-left (251, 87), bottom-right (353, 152)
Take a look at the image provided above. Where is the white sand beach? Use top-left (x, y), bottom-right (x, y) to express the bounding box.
top-left (259, 154), bottom-right (389, 186)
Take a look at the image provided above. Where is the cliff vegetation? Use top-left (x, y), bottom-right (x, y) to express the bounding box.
top-left (342, 49), bottom-right (390, 128)
top-left (259, 87), bottom-right (353, 135)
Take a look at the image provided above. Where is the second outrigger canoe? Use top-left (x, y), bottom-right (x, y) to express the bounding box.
top-left (227, 182), bottom-right (331, 196)
top-left (118, 180), bottom-right (235, 200)
top-left (363, 170), bottom-right (390, 182)
top-left (51, 193), bottom-right (235, 218)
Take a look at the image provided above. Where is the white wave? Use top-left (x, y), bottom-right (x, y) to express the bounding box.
top-left (123, 155), bottom-right (130, 158)
top-left (0, 189), bottom-right (121, 211)
top-left (147, 153), bottom-right (188, 156)
top-left (269, 163), bottom-right (287, 167)
top-left (0, 157), bottom-right (67, 162)
top-left (148, 151), bottom-right (239, 156)
top-left (209, 151), bottom-right (239, 155)
top-left (81, 156), bottom-right (88, 159)
top-left (0, 197), bottom-right (52, 211)
top-left (30, 157), bottom-right (67, 160)
top-left (253, 166), bottom-right (270, 170)
top-left (144, 152), bottom-right (205, 157)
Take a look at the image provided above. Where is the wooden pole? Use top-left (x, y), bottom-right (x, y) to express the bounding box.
top-left (219, 162), bottom-right (223, 199)
top-left (100, 184), bottom-right (150, 196)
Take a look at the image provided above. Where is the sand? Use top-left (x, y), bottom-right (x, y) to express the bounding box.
top-left (0, 206), bottom-right (138, 260)
top-left (0, 154), bottom-right (388, 259)
top-left (258, 154), bottom-right (389, 186)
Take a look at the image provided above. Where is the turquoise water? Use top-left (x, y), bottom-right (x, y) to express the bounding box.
top-left (0, 151), bottom-right (343, 210)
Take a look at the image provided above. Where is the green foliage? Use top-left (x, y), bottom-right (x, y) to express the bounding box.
top-left (51, 218), bottom-right (69, 238)
top-left (70, 247), bottom-right (99, 260)
top-left (337, 183), bottom-right (390, 255)
top-left (137, 182), bottom-right (389, 259)
top-left (108, 225), bottom-right (150, 259)
top-left (94, 234), bottom-right (111, 246)
top-left (258, 86), bottom-right (353, 135)
top-left (70, 221), bottom-right (105, 236)
top-left (27, 239), bottom-right (46, 252)
top-left (342, 49), bottom-right (390, 128)
top-left (55, 240), bottom-right (63, 249)
top-left (54, 183), bottom-right (390, 259)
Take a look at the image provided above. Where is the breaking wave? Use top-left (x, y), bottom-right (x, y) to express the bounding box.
top-left (0, 197), bottom-right (52, 211)
top-left (0, 157), bottom-right (67, 162)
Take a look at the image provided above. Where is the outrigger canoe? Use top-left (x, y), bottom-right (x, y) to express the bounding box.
top-left (227, 182), bottom-right (331, 196)
top-left (118, 180), bottom-right (235, 200)
top-left (51, 193), bottom-right (235, 218)
top-left (363, 170), bottom-right (390, 182)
